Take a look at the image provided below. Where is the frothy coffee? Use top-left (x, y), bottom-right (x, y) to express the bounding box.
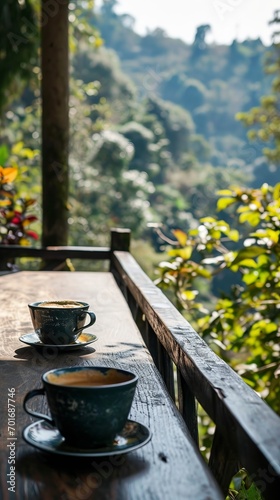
top-left (47, 369), bottom-right (134, 387)
top-left (39, 301), bottom-right (83, 309)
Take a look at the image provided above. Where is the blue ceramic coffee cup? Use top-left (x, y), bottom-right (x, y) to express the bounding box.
top-left (23, 366), bottom-right (138, 448)
top-left (28, 300), bottom-right (96, 345)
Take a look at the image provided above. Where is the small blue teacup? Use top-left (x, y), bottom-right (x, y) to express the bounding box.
top-left (28, 300), bottom-right (96, 345)
top-left (23, 366), bottom-right (138, 448)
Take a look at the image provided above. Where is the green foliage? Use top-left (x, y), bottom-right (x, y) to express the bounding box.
top-left (72, 47), bottom-right (137, 124)
top-left (2, 1), bottom-right (272, 251)
top-left (227, 469), bottom-right (263, 500)
top-left (156, 184), bottom-right (280, 414)
top-left (0, 0), bottom-right (38, 112)
top-left (68, 128), bottom-right (156, 243)
top-left (69, 1), bottom-right (102, 53)
top-left (0, 0), bottom-right (103, 117)
top-left (119, 121), bottom-right (154, 171)
top-left (236, 41), bottom-right (280, 163)
top-left (94, 4), bottom-right (272, 186)
top-left (145, 97), bottom-right (195, 161)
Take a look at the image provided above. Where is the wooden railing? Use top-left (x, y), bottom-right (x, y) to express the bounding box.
top-left (1, 228), bottom-right (280, 498)
top-left (0, 228), bottom-right (130, 272)
top-left (111, 250), bottom-right (280, 499)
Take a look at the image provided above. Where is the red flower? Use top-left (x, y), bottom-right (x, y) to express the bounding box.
top-left (26, 230), bottom-right (39, 240)
top-left (10, 214), bottom-right (22, 224)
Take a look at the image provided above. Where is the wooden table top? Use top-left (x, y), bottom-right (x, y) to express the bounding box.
top-left (0, 271), bottom-right (222, 499)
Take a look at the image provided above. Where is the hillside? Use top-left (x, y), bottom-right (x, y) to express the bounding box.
top-left (92, 1), bottom-right (274, 181)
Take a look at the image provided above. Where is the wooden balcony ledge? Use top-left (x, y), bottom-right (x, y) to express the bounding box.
top-left (0, 229), bottom-right (279, 499)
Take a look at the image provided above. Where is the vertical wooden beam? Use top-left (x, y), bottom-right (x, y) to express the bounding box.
top-left (157, 341), bottom-right (175, 401)
top-left (41, 0), bottom-right (69, 246)
top-left (110, 228), bottom-right (131, 252)
top-left (209, 427), bottom-right (240, 496)
top-left (145, 323), bottom-right (159, 369)
top-left (110, 228), bottom-right (131, 273)
top-left (177, 368), bottom-right (199, 445)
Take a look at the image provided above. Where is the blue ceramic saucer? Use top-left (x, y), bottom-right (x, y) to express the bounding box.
top-left (22, 419), bottom-right (151, 457)
top-left (19, 332), bottom-right (97, 351)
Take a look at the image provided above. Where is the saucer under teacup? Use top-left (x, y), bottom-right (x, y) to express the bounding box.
top-left (22, 419), bottom-right (151, 457)
top-left (19, 332), bottom-right (97, 351)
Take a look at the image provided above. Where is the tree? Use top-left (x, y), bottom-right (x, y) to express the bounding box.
top-left (119, 121), bottom-right (154, 172)
top-left (0, 0), bottom-right (38, 114)
top-left (69, 129), bottom-right (155, 242)
top-left (156, 184), bottom-right (280, 415)
top-left (155, 16), bottom-right (280, 417)
top-left (181, 79), bottom-right (207, 111)
top-left (191, 24), bottom-right (211, 60)
top-left (146, 97), bottom-right (195, 161)
top-left (236, 20), bottom-right (280, 163)
top-left (72, 47), bottom-right (137, 124)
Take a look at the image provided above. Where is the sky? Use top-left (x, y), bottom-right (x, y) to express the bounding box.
top-left (96, 0), bottom-right (279, 45)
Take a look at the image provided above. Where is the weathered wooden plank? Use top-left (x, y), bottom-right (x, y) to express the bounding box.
top-left (0, 245), bottom-right (111, 260)
top-left (0, 228), bottom-right (131, 271)
top-left (0, 271), bottom-right (223, 500)
top-left (112, 251), bottom-right (280, 498)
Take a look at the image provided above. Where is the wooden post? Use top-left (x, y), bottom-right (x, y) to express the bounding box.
top-left (110, 228), bottom-right (131, 253)
top-left (177, 368), bottom-right (199, 446)
top-left (41, 0), bottom-right (69, 246)
top-left (157, 341), bottom-right (175, 402)
top-left (209, 428), bottom-right (240, 496)
top-left (110, 227), bottom-right (131, 278)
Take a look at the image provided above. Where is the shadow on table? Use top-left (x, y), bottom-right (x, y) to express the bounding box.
top-left (16, 447), bottom-right (149, 498)
top-left (14, 345), bottom-right (96, 360)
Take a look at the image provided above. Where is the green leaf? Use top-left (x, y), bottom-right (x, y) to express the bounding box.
top-left (228, 229), bottom-right (239, 242)
top-left (238, 259), bottom-right (258, 268)
top-left (261, 183), bottom-right (270, 195)
top-left (231, 246), bottom-right (266, 265)
top-left (257, 254), bottom-right (270, 266)
top-left (181, 290), bottom-right (198, 301)
top-left (217, 197), bottom-right (236, 211)
top-left (0, 145), bottom-right (9, 166)
top-left (250, 229), bottom-right (279, 244)
top-left (11, 141), bottom-right (24, 155)
top-left (273, 183), bottom-right (280, 201)
top-left (210, 230), bottom-right (221, 239)
top-left (257, 270), bottom-right (270, 286)
top-left (242, 272), bottom-right (258, 285)
top-left (169, 246), bottom-right (192, 260)
top-left (239, 211), bottom-right (261, 226)
top-left (200, 216), bottom-right (217, 223)
top-left (20, 148), bottom-right (37, 159)
top-left (196, 267), bottom-right (212, 278)
top-left (173, 229), bottom-right (188, 246)
top-left (216, 189), bottom-right (234, 196)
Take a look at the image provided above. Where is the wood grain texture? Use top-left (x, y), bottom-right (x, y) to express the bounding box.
top-left (0, 271), bottom-right (222, 499)
top-left (112, 251), bottom-right (280, 498)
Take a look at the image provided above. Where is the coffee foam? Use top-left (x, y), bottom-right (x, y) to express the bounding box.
top-left (47, 369), bottom-right (134, 387)
top-left (39, 301), bottom-right (84, 309)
